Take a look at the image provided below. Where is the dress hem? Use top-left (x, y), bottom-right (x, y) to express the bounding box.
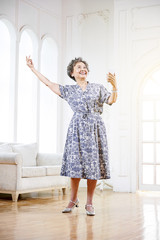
top-left (60, 173), bottom-right (111, 180)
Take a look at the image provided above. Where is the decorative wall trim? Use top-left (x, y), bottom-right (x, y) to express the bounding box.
top-left (131, 5), bottom-right (160, 31)
top-left (78, 9), bottom-right (110, 25)
top-left (118, 10), bottom-right (129, 116)
top-left (132, 39), bottom-right (159, 63)
top-left (21, 0), bottom-right (60, 18)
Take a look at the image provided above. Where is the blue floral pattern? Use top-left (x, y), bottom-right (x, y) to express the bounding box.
top-left (59, 82), bottom-right (112, 180)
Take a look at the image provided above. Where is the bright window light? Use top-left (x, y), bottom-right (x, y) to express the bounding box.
top-left (156, 122), bottom-right (160, 142)
top-left (142, 101), bottom-right (154, 120)
top-left (141, 69), bottom-right (160, 188)
top-left (143, 77), bottom-right (160, 95)
top-left (143, 165), bottom-right (154, 184)
top-left (39, 37), bottom-right (58, 153)
top-left (143, 143), bottom-right (154, 163)
top-left (143, 204), bottom-right (156, 226)
top-left (156, 144), bottom-right (160, 163)
top-left (156, 166), bottom-right (160, 184)
top-left (17, 30), bottom-right (38, 143)
top-left (142, 122), bottom-right (154, 141)
top-left (0, 21), bottom-right (10, 141)
top-left (156, 101), bottom-right (160, 119)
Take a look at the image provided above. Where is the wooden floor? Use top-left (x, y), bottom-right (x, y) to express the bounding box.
top-left (0, 188), bottom-right (160, 240)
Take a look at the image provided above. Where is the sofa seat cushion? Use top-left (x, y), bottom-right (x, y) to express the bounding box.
top-left (22, 166), bottom-right (46, 178)
top-left (46, 166), bottom-right (61, 176)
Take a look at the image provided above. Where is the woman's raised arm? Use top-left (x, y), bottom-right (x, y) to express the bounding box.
top-left (26, 56), bottom-right (61, 96)
top-left (107, 72), bottom-right (118, 104)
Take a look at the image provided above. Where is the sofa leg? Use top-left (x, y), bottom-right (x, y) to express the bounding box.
top-left (12, 192), bottom-right (19, 202)
top-left (62, 188), bottom-right (66, 195)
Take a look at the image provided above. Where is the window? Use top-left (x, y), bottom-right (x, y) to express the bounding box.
top-left (17, 29), bottom-right (38, 143)
top-left (0, 20), bottom-right (15, 142)
top-left (0, 21), bottom-right (59, 152)
top-left (139, 69), bottom-right (160, 190)
top-left (39, 37), bottom-right (58, 153)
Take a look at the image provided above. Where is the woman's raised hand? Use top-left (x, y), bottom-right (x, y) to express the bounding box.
top-left (107, 72), bottom-right (117, 90)
top-left (26, 56), bottom-right (34, 69)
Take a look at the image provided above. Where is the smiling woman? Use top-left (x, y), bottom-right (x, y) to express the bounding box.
top-left (67, 57), bottom-right (89, 81)
top-left (26, 56), bottom-right (118, 216)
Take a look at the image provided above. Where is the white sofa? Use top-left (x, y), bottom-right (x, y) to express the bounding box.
top-left (0, 143), bottom-right (69, 201)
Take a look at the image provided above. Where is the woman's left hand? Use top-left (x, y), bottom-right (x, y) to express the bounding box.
top-left (107, 72), bottom-right (117, 90)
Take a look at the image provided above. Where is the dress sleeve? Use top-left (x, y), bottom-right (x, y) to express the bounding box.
top-left (100, 84), bottom-right (112, 105)
top-left (59, 84), bottom-right (70, 101)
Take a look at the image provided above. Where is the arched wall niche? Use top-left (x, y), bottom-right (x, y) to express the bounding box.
top-left (17, 26), bottom-right (38, 143)
top-left (39, 34), bottom-right (59, 152)
top-left (130, 45), bottom-right (160, 192)
top-left (0, 16), bottom-right (16, 141)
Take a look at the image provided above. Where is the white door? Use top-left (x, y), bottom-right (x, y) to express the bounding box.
top-left (139, 70), bottom-right (160, 191)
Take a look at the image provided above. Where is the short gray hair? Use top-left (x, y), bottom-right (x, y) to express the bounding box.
top-left (67, 57), bottom-right (89, 81)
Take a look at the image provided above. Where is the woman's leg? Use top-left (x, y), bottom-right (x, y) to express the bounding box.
top-left (67, 178), bottom-right (81, 208)
top-left (86, 179), bottom-right (97, 210)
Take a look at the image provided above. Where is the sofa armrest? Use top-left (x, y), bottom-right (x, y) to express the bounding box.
top-left (36, 153), bottom-right (63, 166)
top-left (0, 153), bottom-right (22, 192)
top-left (0, 152), bottom-right (22, 165)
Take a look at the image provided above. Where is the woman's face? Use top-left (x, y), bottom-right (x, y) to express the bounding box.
top-left (71, 62), bottom-right (88, 81)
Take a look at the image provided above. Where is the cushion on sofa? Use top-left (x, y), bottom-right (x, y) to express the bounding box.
top-left (12, 143), bottom-right (37, 166)
top-left (0, 143), bottom-right (13, 153)
top-left (45, 166), bottom-right (61, 176)
top-left (22, 166), bottom-right (46, 178)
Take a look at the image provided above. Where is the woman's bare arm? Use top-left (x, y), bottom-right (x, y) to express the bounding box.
top-left (26, 56), bottom-right (61, 96)
top-left (107, 72), bottom-right (118, 104)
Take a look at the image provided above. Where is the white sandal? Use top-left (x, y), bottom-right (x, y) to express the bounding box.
top-left (62, 199), bottom-right (79, 213)
top-left (85, 204), bottom-right (95, 216)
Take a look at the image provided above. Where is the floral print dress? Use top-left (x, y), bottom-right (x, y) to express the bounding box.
top-left (59, 81), bottom-right (112, 180)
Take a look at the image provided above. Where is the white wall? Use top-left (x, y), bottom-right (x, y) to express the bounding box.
top-left (0, 0), bottom-right (61, 39)
top-left (61, 0), bottom-right (160, 191)
top-left (113, 0), bottom-right (160, 192)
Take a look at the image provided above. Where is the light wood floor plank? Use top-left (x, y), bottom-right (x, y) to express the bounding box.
top-left (0, 188), bottom-right (160, 240)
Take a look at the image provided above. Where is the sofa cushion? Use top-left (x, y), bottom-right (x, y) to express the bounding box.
top-left (45, 166), bottom-right (61, 176)
top-left (22, 166), bottom-right (46, 178)
top-left (12, 143), bottom-right (37, 166)
top-left (0, 143), bottom-right (13, 153)
top-left (36, 153), bottom-right (63, 166)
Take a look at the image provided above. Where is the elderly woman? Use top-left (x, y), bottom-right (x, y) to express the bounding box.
top-left (26, 56), bottom-right (117, 216)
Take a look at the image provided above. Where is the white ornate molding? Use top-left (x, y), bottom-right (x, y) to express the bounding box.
top-left (131, 5), bottom-right (160, 31)
top-left (132, 39), bottom-right (159, 63)
top-left (78, 9), bottom-right (110, 25)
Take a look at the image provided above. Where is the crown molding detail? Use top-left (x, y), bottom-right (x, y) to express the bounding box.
top-left (78, 9), bottom-right (110, 25)
top-left (131, 5), bottom-right (160, 31)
